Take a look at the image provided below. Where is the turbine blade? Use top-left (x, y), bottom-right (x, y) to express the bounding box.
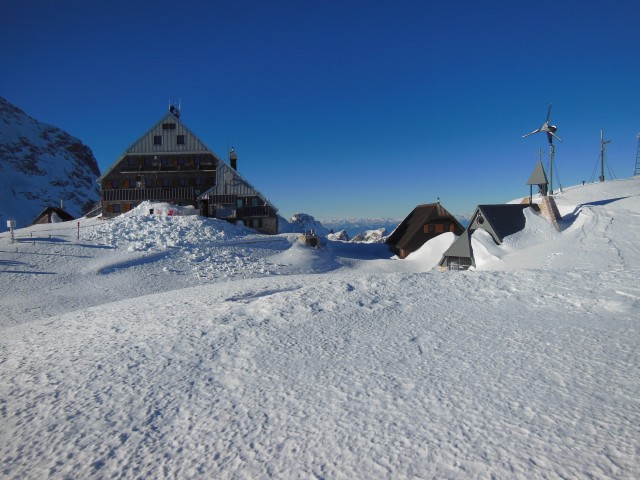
top-left (550, 131), bottom-right (562, 142)
top-left (546, 104), bottom-right (552, 122)
top-left (522, 128), bottom-right (542, 138)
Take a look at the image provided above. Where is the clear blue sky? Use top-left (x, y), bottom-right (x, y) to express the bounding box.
top-left (2, 1), bottom-right (639, 219)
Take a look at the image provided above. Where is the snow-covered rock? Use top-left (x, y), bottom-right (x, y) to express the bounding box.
top-left (278, 213), bottom-right (329, 236)
top-left (0, 96), bottom-right (100, 227)
top-left (350, 227), bottom-right (387, 243)
top-left (326, 229), bottom-right (350, 241)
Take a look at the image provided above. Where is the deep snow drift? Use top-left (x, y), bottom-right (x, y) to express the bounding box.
top-left (1, 179), bottom-right (639, 479)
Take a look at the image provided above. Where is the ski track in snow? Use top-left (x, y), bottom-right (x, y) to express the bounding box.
top-left (1, 179), bottom-right (640, 479)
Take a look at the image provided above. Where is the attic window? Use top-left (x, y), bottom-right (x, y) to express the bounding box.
top-left (177, 135), bottom-right (185, 145)
top-left (153, 135), bottom-right (162, 145)
top-left (162, 123), bottom-right (176, 130)
top-left (477, 215), bottom-right (484, 225)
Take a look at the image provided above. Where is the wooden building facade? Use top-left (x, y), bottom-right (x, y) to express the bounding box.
top-left (385, 203), bottom-right (465, 259)
top-left (98, 107), bottom-right (278, 234)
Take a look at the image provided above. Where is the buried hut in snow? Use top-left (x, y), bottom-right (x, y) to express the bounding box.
top-left (439, 204), bottom-right (531, 269)
top-left (385, 203), bottom-right (464, 259)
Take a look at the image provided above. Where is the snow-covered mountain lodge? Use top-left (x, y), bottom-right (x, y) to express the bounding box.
top-left (98, 106), bottom-right (278, 234)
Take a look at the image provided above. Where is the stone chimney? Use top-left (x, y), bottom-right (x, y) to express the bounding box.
top-left (229, 147), bottom-right (238, 171)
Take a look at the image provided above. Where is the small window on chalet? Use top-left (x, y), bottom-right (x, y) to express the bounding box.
top-left (179, 178), bottom-right (186, 187)
top-left (178, 158), bottom-right (186, 166)
top-left (251, 198), bottom-right (258, 206)
top-left (236, 198), bottom-right (244, 208)
top-left (112, 180), bottom-right (120, 189)
top-left (162, 123), bottom-right (176, 130)
top-left (195, 177), bottom-right (202, 186)
top-left (177, 135), bottom-right (185, 145)
top-left (145, 178), bottom-right (154, 188)
top-left (426, 224), bottom-right (435, 233)
top-left (161, 157), bottom-right (169, 166)
top-left (127, 158), bottom-right (138, 167)
top-left (162, 178), bottom-right (170, 187)
top-left (112, 204), bottom-right (121, 213)
top-left (194, 157), bottom-right (201, 165)
top-left (154, 135), bottom-right (162, 145)
top-left (144, 158), bottom-right (154, 167)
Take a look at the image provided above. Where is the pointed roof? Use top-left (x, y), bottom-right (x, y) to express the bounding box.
top-left (440, 229), bottom-right (474, 264)
top-left (469, 204), bottom-right (529, 244)
top-left (385, 203), bottom-right (464, 250)
top-left (527, 160), bottom-right (548, 186)
top-left (98, 109), bottom-right (220, 181)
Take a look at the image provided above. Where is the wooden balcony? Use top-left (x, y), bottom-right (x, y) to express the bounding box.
top-left (101, 187), bottom-right (196, 202)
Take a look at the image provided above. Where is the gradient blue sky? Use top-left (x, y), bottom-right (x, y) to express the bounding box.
top-left (2, 1), bottom-right (639, 219)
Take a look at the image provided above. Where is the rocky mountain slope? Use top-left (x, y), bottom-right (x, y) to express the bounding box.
top-left (0, 96), bottom-right (100, 227)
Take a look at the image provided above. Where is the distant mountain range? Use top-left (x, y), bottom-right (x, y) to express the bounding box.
top-left (0, 96), bottom-right (100, 228)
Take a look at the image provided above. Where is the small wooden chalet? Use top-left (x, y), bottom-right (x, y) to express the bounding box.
top-left (32, 206), bottom-right (74, 225)
top-left (439, 204), bottom-right (531, 269)
top-left (98, 106), bottom-right (278, 234)
top-left (386, 203), bottom-right (464, 259)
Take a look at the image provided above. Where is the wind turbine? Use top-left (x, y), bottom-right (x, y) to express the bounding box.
top-left (523, 104), bottom-right (562, 194)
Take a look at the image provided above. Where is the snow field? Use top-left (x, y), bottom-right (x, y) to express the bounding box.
top-left (1, 178), bottom-right (640, 478)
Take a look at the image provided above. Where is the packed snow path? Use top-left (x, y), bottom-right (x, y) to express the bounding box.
top-left (1, 179), bottom-right (639, 478)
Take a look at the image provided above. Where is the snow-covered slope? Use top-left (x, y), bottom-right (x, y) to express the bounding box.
top-left (1, 178), bottom-right (639, 479)
top-left (0, 96), bottom-right (100, 227)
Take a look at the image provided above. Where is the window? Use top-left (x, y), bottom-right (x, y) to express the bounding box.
top-left (154, 135), bottom-right (162, 145)
top-left (236, 198), bottom-right (244, 208)
top-left (162, 123), bottom-right (176, 130)
top-left (112, 204), bottom-right (121, 213)
top-left (251, 198), bottom-right (259, 206)
top-left (145, 178), bottom-right (154, 188)
top-left (177, 135), bottom-right (185, 145)
top-left (426, 224), bottom-right (435, 233)
top-left (162, 178), bottom-right (170, 187)
top-left (144, 158), bottom-right (154, 167)
top-left (178, 157), bottom-right (186, 165)
top-left (161, 157), bottom-right (169, 166)
top-left (179, 178), bottom-right (186, 187)
top-left (128, 158), bottom-right (138, 166)
top-left (195, 177), bottom-right (202, 186)
top-left (194, 156), bottom-right (201, 165)
top-left (111, 180), bottom-right (120, 189)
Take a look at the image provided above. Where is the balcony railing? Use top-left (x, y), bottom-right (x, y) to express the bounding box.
top-left (237, 206), bottom-right (275, 218)
top-left (101, 187), bottom-right (196, 202)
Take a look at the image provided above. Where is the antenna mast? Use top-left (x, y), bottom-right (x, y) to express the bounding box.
top-left (634, 132), bottom-right (640, 177)
top-left (599, 129), bottom-right (611, 182)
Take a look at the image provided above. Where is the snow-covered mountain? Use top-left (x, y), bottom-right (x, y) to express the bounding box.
top-left (321, 216), bottom-right (401, 238)
top-left (0, 96), bottom-right (100, 227)
top-left (278, 212), bottom-right (330, 236)
top-left (1, 178), bottom-right (640, 478)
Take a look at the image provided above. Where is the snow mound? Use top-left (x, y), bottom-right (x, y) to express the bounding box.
top-left (404, 231), bottom-right (455, 269)
top-left (123, 200), bottom-right (199, 217)
top-left (471, 229), bottom-right (504, 267)
top-left (503, 208), bottom-right (560, 250)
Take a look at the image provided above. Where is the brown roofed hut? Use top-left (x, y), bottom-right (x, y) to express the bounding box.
top-left (385, 203), bottom-right (464, 259)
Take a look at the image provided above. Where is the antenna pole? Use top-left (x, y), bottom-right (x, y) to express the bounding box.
top-left (634, 132), bottom-right (640, 177)
top-left (549, 143), bottom-right (554, 195)
top-left (600, 129), bottom-right (611, 182)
